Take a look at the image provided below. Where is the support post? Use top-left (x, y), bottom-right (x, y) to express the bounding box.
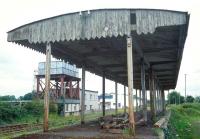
top-left (60, 76), bottom-right (65, 116)
top-left (55, 81), bottom-right (58, 98)
top-left (159, 89), bottom-right (161, 112)
top-left (161, 90), bottom-right (165, 114)
top-left (159, 90), bottom-right (161, 111)
top-left (168, 90), bottom-right (170, 104)
top-left (185, 74), bottom-right (187, 102)
top-left (149, 67), bottom-right (156, 122)
top-left (154, 79), bottom-right (157, 115)
top-left (81, 66), bottom-right (85, 124)
top-left (115, 82), bottom-right (118, 115)
top-left (124, 85), bottom-right (126, 114)
top-left (136, 89), bottom-right (138, 111)
top-left (139, 90), bottom-right (142, 110)
top-left (36, 77), bottom-right (40, 98)
top-left (60, 76), bottom-right (64, 97)
top-left (70, 80), bottom-right (73, 98)
top-left (127, 37), bottom-right (135, 136)
top-left (156, 86), bottom-right (159, 113)
top-left (102, 71), bottom-right (105, 116)
top-left (141, 60), bottom-right (147, 122)
top-left (63, 82), bottom-right (66, 116)
top-left (44, 43), bottom-right (51, 132)
top-left (77, 81), bottom-right (80, 99)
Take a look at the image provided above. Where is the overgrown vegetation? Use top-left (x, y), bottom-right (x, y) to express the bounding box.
top-left (0, 101), bottom-right (57, 125)
top-left (168, 103), bottom-right (200, 139)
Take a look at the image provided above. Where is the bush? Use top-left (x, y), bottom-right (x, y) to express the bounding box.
top-left (186, 96), bottom-right (194, 103)
top-left (0, 102), bottom-right (21, 124)
top-left (49, 101), bottom-right (58, 114)
top-left (23, 101), bottom-right (43, 116)
top-left (0, 100), bottom-right (60, 125)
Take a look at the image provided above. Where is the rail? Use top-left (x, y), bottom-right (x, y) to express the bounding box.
top-left (0, 123), bottom-right (43, 137)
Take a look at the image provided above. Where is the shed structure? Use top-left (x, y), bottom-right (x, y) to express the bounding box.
top-left (7, 9), bottom-right (189, 135)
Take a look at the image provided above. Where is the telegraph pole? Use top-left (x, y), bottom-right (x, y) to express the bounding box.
top-left (185, 74), bottom-right (187, 103)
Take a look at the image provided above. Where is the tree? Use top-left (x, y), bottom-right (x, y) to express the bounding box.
top-left (180, 96), bottom-right (185, 104)
top-left (0, 95), bottom-right (16, 101)
top-left (195, 96), bottom-right (200, 103)
top-left (23, 92), bottom-right (33, 100)
top-left (186, 95), bottom-right (194, 103)
top-left (168, 91), bottom-right (184, 104)
top-left (19, 91), bottom-right (36, 100)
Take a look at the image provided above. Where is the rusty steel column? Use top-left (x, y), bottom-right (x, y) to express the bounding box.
top-left (141, 60), bottom-right (147, 122)
top-left (63, 82), bottom-right (66, 116)
top-left (168, 90), bottom-right (170, 104)
top-left (153, 76), bottom-right (157, 117)
top-left (55, 81), bottom-right (58, 98)
top-left (154, 79), bottom-right (157, 116)
top-left (102, 71), bottom-right (105, 116)
top-left (124, 85), bottom-right (126, 114)
top-left (36, 77), bottom-right (40, 99)
top-left (136, 89), bottom-right (138, 111)
top-left (149, 67), bottom-right (156, 122)
top-left (115, 82), bottom-right (118, 115)
top-left (155, 84), bottom-right (158, 113)
top-left (161, 90), bottom-right (165, 114)
top-left (158, 87), bottom-right (160, 112)
top-left (69, 80), bottom-right (73, 98)
top-left (60, 76), bottom-right (64, 97)
top-left (159, 90), bottom-right (162, 112)
top-left (81, 66), bottom-right (85, 124)
top-left (127, 37), bottom-right (135, 136)
top-left (60, 76), bottom-right (65, 115)
top-left (44, 43), bottom-right (51, 132)
top-left (77, 81), bottom-right (80, 99)
top-left (139, 89), bottom-right (142, 110)
top-left (36, 77), bottom-right (40, 93)
top-left (158, 86), bottom-right (160, 112)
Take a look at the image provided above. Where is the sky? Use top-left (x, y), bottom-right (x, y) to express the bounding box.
top-left (0, 0), bottom-right (200, 98)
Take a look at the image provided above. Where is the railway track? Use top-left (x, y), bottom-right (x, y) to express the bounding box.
top-left (0, 123), bottom-right (43, 136)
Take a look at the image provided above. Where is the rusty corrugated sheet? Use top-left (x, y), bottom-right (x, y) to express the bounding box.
top-left (7, 9), bottom-right (131, 43)
top-left (135, 10), bottom-right (186, 34)
top-left (7, 9), bottom-right (187, 44)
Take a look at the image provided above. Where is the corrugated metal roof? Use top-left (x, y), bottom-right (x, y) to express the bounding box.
top-left (7, 9), bottom-right (190, 90)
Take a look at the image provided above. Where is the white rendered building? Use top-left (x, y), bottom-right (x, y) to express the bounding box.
top-left (64, 89), bottom-right (98, 115)
top-left (98, 92), bottom-right (139, 110)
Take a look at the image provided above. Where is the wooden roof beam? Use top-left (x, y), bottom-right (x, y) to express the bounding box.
top-left (83, 50), bottom-right (126, 57)
top-left (151, 60), bottom-right (177, 66)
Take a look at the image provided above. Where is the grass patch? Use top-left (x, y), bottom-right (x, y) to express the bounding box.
top-left (168, 103), bottom-right (200, 139)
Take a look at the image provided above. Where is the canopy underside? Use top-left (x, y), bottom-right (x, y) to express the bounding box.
top-left (7, 9), bottom-right (190, 90)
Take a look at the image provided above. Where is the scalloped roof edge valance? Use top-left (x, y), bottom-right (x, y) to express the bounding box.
top-left (7, 9), bottom-right (188, 44)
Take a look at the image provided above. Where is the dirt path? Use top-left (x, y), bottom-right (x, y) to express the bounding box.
top-left (15, 112), bottom-right (159, 139)
top-left (15, 121), bottom-right (158, 139)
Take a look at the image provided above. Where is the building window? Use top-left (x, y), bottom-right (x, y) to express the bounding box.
top-left (84, 105), bottom-right (87, 110)
top-left (74, 105), bottom-right (76, 111)
top-left (90, 94), bottom-right (92, 100)
top-left (65, 104), bottom-right (68, 111)
top-left (113, 103), bottom-right (116, 106)
top-left (90, 105), bottom-right (92, 110)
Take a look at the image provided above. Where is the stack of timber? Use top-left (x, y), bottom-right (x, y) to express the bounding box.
top-left (154, 111), bottom-right (171, 129)
top-left (99, 113), bottom-right (129, 130)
